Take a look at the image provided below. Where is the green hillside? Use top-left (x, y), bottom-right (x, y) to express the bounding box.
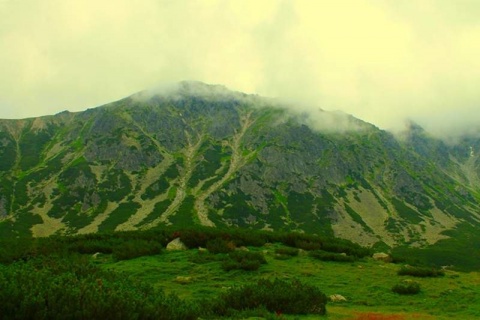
top-left (1, 81), bottom-right (480, 258)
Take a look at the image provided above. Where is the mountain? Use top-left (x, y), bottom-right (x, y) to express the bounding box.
top-left (1, 81), bottom-right (480, 249)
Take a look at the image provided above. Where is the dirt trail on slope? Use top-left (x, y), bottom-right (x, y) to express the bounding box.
top-left (194, 112), bottom-right (256, 226)
top-left (77, 201), bottom-right (120, 234)
top-left (113, 117), bottom-right (176, 230)
top-left (142, 131), bottom-right (203, 228)
top-left (30, 201), bottom-right (66, 237)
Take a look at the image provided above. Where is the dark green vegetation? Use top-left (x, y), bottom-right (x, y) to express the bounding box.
top-left (391, 223), bottom-right (480, 272)
top-left (1, 227), bottom-right (479, 319)
top-left (391, 281), bottom-right (422, 295)
top-left (1, 81), bottom-right (480, 258)
top-left (221, 250), bottom-right (267, 271)
top-left (0, 227), bottom-right (365, 319)
top-left (0, 257), bottom-right (200, 320)
top-left (397, 266), bottom-right (445, 278)
top-left (215, 278), bottom-right (328, 316)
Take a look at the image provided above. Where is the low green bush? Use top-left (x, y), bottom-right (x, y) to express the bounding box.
top-left (309, 250), bottom-right (355, 262)
top-left (212, 278), bottom-right (327, 316)
top-left (275, 247), bottom-right (299, 257)
top-left (397, 266), bottom-right (445, 278)
top-left (178, 228), bottom-right (215, 248)
top-left (188, 251), bottom-right (219, 264)
top-left (206, 238), bottom-right (235, 254)
top-left (221, 250), bottom-right (267, 271)
top-left (272, 231), bottom-right (371, 257)
top-left (226, 228), bottom-right (267, 247)
top-left (392, 281), bottom-right (421, 295)
top-left (294, 239), bottom-right (322, 251)
top-left (68, 239), bottom-right (115, 254)
top-left (0, 257), bottom-right (199, 320)
top-left (112, 239), bottom-right (162, 261)
top-left (0, 238), bottom-right (38, 264)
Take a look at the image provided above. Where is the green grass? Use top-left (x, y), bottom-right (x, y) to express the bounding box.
top-left (1, 227), bottom-right (480, 319)
top-left (101, 243), bottom-right (480, 319)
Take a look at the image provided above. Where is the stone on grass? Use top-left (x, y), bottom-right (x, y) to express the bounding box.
top-left (166, 238), bottom-right (188, 251)
top-left (330, 294), bottom-right (347, 302)
top-left (174, 276), bottom-right (192, 284)
top-left (372, 252), bottom-right (392, 262)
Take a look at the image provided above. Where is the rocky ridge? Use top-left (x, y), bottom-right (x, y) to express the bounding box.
top-left (0, 81), bottom-right (479, 248)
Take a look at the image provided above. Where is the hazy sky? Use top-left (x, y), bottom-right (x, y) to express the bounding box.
top-left (1, 0), bottom-right (480, 135)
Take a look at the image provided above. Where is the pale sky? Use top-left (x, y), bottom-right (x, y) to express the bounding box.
top-left (1, 0), bottom-right (480, 135)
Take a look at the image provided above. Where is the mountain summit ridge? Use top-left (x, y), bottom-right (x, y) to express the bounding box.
top-left (0, 82), bottom-right (479, 248)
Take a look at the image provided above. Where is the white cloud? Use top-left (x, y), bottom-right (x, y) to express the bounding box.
top-left (0, 0), bottom-right (479, 136)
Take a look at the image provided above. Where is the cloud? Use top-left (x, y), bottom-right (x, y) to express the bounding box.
top-left (0, 0), bottom-right (479, 137)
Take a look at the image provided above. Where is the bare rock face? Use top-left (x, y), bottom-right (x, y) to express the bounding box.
top-left (372, 252), bottom-right (392, 262)
top-left (166, 238), bottom-right (188, 251)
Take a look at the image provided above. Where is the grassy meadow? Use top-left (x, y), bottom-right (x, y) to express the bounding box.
top-left (1, 227), bottom-right (479, 319)
top-left (101, 244), bottom-right (480, 319)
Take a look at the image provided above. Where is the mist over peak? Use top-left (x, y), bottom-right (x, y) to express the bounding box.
top-left (130, 81), bottom-right (374, 134)
top-left (2, 0), bottom-right (480, 133)
top-left (132, 81), bottom-right (257, 104)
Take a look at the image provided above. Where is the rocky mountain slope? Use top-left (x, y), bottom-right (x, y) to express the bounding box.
top-left (1, 81), bottom-right (479, 247)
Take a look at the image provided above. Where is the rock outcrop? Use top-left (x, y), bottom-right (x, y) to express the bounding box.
top-left (166, 238), bottom-right (188, 251)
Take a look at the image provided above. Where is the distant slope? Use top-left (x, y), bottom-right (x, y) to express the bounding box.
top-left (1, 81), bottom-right (479, 247)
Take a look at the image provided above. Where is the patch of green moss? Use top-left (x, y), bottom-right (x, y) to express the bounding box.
top-left (168, 196), bottom-right (195, 227)
top-left (135, 199), bottom-right (173, 228)
top-left (287, 191), bottom-right (314, 224)
top-left (188, 144), bottom-right (225, 188)
top-left (98, 169), bottom-right (131, 202)
top-left (141, 177), bottom-right (169, 201)
top-left (98, 202), bottom-right (141, 232)
top-left (0, 132), bottom-right (16, 171)
top-left (391, 197), bottom-right (423, 224)
top-left (19, 128), bottom-right (55, 171)
top-left (344, 203), bottom-right (374, 233)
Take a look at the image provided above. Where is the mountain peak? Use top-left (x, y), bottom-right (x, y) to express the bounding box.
top-left (133, 81), bottom-right (249, 103)
top-left (1, 81), bottom-right (480, 253)
top-left (404, 119), bottom-right (425, 133)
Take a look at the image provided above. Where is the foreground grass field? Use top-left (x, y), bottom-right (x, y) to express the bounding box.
top-left (1, 227), bottom-right (479, 319)
top-left (101, 244), bottom-right (480, 319)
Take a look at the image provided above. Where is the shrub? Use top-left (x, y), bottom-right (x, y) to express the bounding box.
top-left (272, 232), bottom-right (371, 258)
top-left (68, 239), bottom-right (115, 254)
top-left (275, 247), bottom-right (299, 257)
top-left (389, 253), bottom-right (407, 264)
top-left (0, 238), bottom-right (37, 264)
top-left (392, 281), bottom-right (421, 295)
top-left (0, 257), bottom-right (200, 320)
top-left (188, 251), bottom-right (216, 264)
top-left (227, 228), bottom-right (267, 247)
top-left (112, 239), bottom-right (162, 261)
top-left (178, 228), bottom-right (216, 248)
top-left (397, 266), bottom-right (445, 278)
top-left (213, 278), bottom-right (327, 316)
top-left (309, 250), bottom-right (355, 262)
top-left (206, 238), bottom-right (235, 254)
top-left (294, 239), bottom-right (322, 251)
top-left (221, 250), bottom-right (266, 271)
